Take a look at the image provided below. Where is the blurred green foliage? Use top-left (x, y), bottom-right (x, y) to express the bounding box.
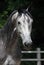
top-left (0, 0), bottom-right (31, 28)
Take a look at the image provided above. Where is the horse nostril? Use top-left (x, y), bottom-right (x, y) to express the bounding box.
top-left (24, 43), bottom-right (28, 47)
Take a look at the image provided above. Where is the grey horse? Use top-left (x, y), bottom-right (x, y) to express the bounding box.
top-left (0, 9), bottom-right (33, 65)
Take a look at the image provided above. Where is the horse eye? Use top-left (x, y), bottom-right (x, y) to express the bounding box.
top-left (18, 21), bottom-right (21, 25)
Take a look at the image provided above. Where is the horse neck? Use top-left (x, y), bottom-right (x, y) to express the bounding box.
top-left (6, 33), bottom-right (21, 60)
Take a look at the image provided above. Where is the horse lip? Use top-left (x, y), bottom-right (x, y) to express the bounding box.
top-left (23, 43), bottom-right (32, 50)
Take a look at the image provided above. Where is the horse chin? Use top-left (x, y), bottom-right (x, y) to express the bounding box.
top-left (23, 44), bottom-right (32, 50)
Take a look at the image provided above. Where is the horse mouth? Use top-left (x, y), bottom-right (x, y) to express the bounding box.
top-left (23, 43), bottom-right (32, 50)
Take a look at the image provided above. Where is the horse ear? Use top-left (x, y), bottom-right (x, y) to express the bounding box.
top-left (26, 2), bottom-right (33, 13)
top-left (26, 7), bottom-right (29, 12)
top-left (12, 12), bottom-right (18, 21)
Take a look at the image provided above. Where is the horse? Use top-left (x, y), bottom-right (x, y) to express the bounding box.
top-left (0, 9), bottom-right (33, 65)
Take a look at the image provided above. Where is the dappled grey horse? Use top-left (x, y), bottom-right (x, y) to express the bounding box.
top-left (0, 9), bottom-right (33, 65)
